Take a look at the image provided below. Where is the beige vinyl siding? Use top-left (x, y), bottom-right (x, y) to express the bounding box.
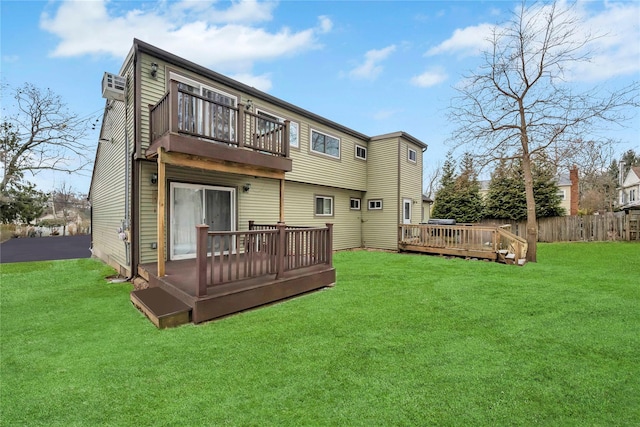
top-left (399, 139), bottom-right (424, 225)
top-left (363, 137), bottom-right (399, 249)
top-left (90, 58), bottom-right (135, 274)
top-left (139, 53), bottom-right (171, 152)
top-left (284, 182), bottom-right (363, 250)
top-left (138, 164), bottom-right (281, 264)
top-left (137, 56), bottom-right (368, 192)
top-left (287, 124), bottom-right (368, 191)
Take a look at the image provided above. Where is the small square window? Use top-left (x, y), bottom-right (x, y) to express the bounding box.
top-left (368, 199), bottom-right (383, 210)
top-left (355, 145), bottom-right (367, 160)
top-left (408, 148), bottom-right (417, 163)
top-left (315, 196), bottom-right (334, 216)
top-left (350, 198), bottom-right (361, 210)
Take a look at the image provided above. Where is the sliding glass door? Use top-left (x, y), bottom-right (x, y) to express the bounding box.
top-left (170, 183), bottom-right (235, 260)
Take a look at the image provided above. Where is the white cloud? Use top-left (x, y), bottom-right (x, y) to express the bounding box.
top-left (229, 72), bottom-right (272, 92)
top-left (349, 45), bottom-right (396, 80)
top-left (568, 1), bottom-right (640, 81)
top-left (318, 15), bottom-right (333, 33)
top-left (2, 55), bottom-right (19, 63)
top-left (425, 2), bottom-right (640, 82)
top-left (39, 0), bottom-right (326, 86)
top-left (425, 23), bottom-right (495, 58)
top-left (372, 109), bottom-right (400, 121)
top-left (411, 67), bottom-right (448, 88)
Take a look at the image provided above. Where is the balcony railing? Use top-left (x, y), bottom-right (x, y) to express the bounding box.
top-left (195, 222), bottom-right (333, 296)
top-left (149, 80), bottom-right (290, 158)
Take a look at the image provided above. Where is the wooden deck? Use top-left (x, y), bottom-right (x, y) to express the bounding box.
top-left (398, 223), bottom-right (528, 265)
top-left (132, 223), bottom-right (335, 326)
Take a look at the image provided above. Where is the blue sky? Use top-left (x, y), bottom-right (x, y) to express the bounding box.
top-left (1, 0), bottom-right (639, 194)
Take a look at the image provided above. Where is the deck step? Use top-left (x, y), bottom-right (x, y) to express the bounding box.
top-left (130, 287), bottom-right (192, 328)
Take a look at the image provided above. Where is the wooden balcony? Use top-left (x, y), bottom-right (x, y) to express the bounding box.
top-left (133, 222), bottom-right (335, 326)
top-left (398, 223), bottom-right (528, 265)
top-left (146, 80), bottom-right (292, 174)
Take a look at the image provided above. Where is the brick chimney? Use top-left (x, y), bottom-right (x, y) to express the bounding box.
top-left (569, 166), bottom-right (579, 215)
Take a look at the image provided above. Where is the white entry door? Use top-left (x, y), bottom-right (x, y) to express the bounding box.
top-left (403, 199), bottom-right (412, 224)
top-left (170, 183), bottom-right (235, 260)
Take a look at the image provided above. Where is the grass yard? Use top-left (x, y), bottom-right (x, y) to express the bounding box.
top-left (1, 242), bottom-right (638, 426)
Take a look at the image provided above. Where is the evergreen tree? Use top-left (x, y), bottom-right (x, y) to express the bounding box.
top-left (432, 152), bottom-right (484, 222)
top-left (0, 182), bottom-right (48, 224)
top-left (483, 159), bottom-right (565, 220)
top-left (431, 153), bottom-right (457, 219)
top-left (484, 159), bottom-right (527, 220)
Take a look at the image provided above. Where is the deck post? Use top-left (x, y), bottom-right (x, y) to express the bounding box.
top-left (326, 223), bottom-right (333, 266)
top-left (169, 80), bottom-right (179, 134)
top-left (276, 222), bottom-right (286, 279)
top-left (248, 220), bottom-right (255, 230)
top-left (196, 224), bottom-right (209, 297)
top-left (157, 148), bottom-right (166, 277)
top-left (237, 103), bottom-right (245, 148)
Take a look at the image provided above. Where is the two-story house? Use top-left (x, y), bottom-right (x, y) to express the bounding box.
top-left (89, 39), bottom-right (426, 325)
top-left (618, 166), bottom-right (640, 210)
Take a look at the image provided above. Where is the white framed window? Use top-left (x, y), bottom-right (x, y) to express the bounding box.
top-left (368, 199), bottom-right (383, 210)
top-left (255, 109), bottom-right (299, 148)
top-left (350, 198), bottom-right (361, 210)
top-left (355, 145), bottom-right (367, 160)
top-left (408, 148), bottom-right (417, 163)
top-left (556, 189), bottom-right (566, 201)
top-left (315, 195), bottom-right (334, 216)
top-left (170, 72), bottom-right (237, 142)
top-left (311, 129), bottom-right (340, 159)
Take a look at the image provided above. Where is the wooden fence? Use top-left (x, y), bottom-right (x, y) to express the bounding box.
top-left (479, 211), bottom-right (639, 242)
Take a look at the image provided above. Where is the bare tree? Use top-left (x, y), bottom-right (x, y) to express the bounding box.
top-left (423, 161), bottom-right (442, 199)
top-left (1, 83), bottom-right (93, 192)
top-left (449, 1), bottom-right (638, 262)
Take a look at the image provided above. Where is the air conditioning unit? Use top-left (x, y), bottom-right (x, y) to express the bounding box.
top-left (102, 72), bottom-right (126, 101)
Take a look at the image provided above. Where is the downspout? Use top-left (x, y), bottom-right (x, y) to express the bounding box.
top-left (122, 74), bottom-right (131, 272)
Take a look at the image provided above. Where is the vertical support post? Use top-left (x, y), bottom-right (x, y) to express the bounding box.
top-left (237, 103), bottom-right (245, 148)
top-left (279, 178), bottom-right (285, 223)
top-left (169, 80), bottom-right (179, 134)
top-left (196, 224), bottom-right (209, 297)
top-left (248, 220), bottom-right (255, 230)
top-left (283, 120), bottom-right (290, 158)
top-left (326, 223), bottom-right (333, 266)
top-left (276, 222), bottom-right (286, 279)
top-left (157, 148), bottom-right (166, 277)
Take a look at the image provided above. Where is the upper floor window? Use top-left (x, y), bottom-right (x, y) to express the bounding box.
top-left (408, 148), bottom-right (417, 163)
top-left (315, 195), bottom-right (334, 216)
top-left (355, 145), bottom-right (367, 160)
top-left (256, 109), bottom-right (299, 148)
top-left (311, 129), bottom-right (340, 159)
top-left (631, 189), bottom-right (637, 202)
top-left (556, 190), bottom-right (566, 201)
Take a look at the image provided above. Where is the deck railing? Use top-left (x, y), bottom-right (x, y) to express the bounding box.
top-left (398, 223), bottom-right (527, 259)
top-left (195, 223), bottom-right (333, 296)
top-left (149, 80), bottom-right (289, 157)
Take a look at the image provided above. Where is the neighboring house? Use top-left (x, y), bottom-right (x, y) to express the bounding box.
top-left (478, 167), bottom-right (579, 216)
top-left (89, 39), bottom-right (427, 280)
top-left (422, 195), bottom-right (433, 223)
top-left (618, 166), bottom-right (640, 210)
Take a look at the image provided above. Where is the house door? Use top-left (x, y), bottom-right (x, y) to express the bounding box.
top-left (170, 183), bottom-right (236, 260)
top-left (403, 199), bottom-right (412, 224)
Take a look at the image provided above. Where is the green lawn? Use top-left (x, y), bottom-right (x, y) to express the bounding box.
top-left (1, 243), bottom-right (639, 426)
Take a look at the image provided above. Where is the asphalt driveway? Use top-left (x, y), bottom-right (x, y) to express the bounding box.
top-left (0, 235), bottom-right (92, 263)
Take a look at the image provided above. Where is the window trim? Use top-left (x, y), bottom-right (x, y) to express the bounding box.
top-left (310, 128), bottom-right (341, 159)
top-left (355, 144), bottom-right (367, 161)
top-left (350, 197), bottom-right (361, 210)
top-left (314, 195), bottom-right (334, 217)
top-left (255, 108), bottom-right (299, 148)
top-left (408, 148), bottom-right (417, 163)
top-left (368, 199), bottom-right (383, 210)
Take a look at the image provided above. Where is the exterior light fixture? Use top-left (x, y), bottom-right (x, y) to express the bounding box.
top-left (151, 173), bottom-right (158, 185)
top-left (150, 62), bottom-right (158, 78)
top-left (243, 183), bottom-right (251, 193)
